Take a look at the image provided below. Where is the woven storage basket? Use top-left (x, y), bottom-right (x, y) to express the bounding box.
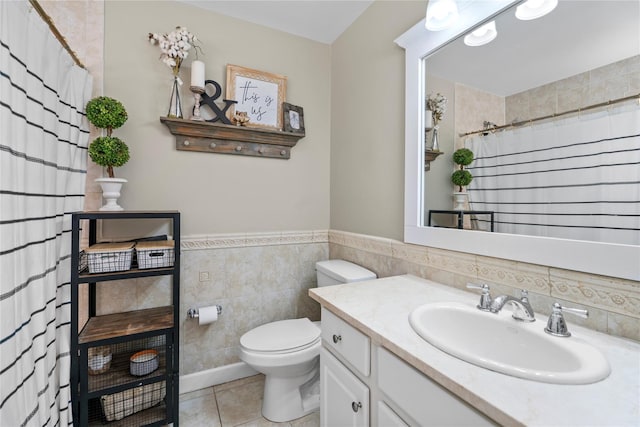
top-left (101, 381), bottom-right (165, 421)
top-left (136, 240), bottom-right (175, 269)
top-left (85, 242), bottom-right (134, 273)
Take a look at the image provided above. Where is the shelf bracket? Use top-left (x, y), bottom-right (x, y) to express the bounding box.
top-left (425, 149), bottom-right (444, 171)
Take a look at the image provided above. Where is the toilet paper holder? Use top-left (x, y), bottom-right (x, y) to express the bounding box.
top-left (187, 305), bottom-right (222, 319)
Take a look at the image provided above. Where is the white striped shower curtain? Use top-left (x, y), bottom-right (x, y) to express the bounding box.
top-left (0, 1), bottom-right (92, 426)
top-left (465, 105), bottom-right (640, 246)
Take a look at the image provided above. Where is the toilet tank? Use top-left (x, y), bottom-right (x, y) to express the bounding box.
top-left (315, 260), bottom-right (376, 287)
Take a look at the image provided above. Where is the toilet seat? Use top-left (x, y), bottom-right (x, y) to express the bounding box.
top-left (240, 318), bottom-right (320, 354)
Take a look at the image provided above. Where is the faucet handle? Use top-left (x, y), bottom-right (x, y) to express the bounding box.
top-left (544, 302), bottom-right (589, 337)
top-left (466, 283), bottom-right (492, 311)
top-left (520, 289), bottom-right (529, 301)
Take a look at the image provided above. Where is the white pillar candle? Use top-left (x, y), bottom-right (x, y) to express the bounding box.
top-left (425, 109), bottom-right (434, 129)
top-left (190, 60), bottom-right (205, 89)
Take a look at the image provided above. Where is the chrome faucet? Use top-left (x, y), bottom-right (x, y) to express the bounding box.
top-left (489, 290), bottom-right (536, 322)
top-left (544, 302), bottom-right (588, 337)
top-left (466, 283), bottom-right (493, 311)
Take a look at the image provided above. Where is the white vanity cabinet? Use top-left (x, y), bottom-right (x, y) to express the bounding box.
top-left (377, 347), bottom-right (495, 426)
top-left (320, 308), bottom-right (371, 427)
top-left (320, 307), bottom-right (496, 426)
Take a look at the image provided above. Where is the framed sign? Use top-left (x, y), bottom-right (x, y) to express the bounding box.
top-left (226, 64), bottom-right (287, 130)
top-left (283, 102), bottom-right (305, 134)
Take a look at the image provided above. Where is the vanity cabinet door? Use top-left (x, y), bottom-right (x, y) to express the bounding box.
top-left (320, 347), bottom-right (369, 427)
top-left (377, 401), bottom-right (409, 426)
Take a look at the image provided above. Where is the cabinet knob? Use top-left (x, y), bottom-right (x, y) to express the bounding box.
top-left (183, 140), bottom-right (190, 146)
top-left (235, 145), bottom-right (242, 152)
top-left (280, 150), bottom-right (287, 156)
top-left (332, 334), bottom-right (342, 344)
top-left (351, 401), bottom-right (362, 413)
top-left (209, 142), bottom-right (217, 149)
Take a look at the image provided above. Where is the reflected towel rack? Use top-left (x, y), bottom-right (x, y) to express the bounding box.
top-left (459, 92), bottom-right (640, 138)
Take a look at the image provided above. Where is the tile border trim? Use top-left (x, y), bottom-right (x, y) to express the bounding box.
top-left (181, 230), bottom-right (329, 250)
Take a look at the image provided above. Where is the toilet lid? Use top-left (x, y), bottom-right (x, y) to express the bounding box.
top-left (240, 318), bottom-right (321, 352)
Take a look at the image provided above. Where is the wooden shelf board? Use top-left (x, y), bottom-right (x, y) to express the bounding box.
top-left (78, 266), bottom-right (175, 283)
top-left (79, 306), bottom-right (174, 344)
top-left (160, 116), bottom-right (305, 159)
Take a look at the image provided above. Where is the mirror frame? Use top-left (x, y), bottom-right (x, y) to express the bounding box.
top-left (395, 0), bottom-right (639, 281)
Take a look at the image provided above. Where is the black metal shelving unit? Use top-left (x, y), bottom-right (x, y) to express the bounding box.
top-left (70, 211), bottom-right (180, 427)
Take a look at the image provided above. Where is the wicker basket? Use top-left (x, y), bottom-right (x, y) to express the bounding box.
top-left (85, 242), bottom-right (134, 273)
top-left (136, 240), bottom-right (175, 269)
top-left (100, 381), bottom-right (165, 421)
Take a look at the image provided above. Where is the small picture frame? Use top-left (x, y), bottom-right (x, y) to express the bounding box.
top-left (283, 102), bottom-right (305, 134)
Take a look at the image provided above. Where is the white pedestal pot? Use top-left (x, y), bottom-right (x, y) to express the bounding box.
top-left (95, 178), bottom-right (127, 211)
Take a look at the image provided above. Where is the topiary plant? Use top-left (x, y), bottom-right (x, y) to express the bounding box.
top-left (451, 148), bottom-right (474, 192)
top-left (85, 96), bottom-right (129, 178)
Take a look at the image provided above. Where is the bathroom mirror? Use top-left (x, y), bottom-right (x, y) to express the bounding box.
top-left (396, 0), bottom-right (640, 280)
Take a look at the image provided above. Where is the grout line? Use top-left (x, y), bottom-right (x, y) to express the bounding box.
top-left (213, 386), bottom-right (224, 427)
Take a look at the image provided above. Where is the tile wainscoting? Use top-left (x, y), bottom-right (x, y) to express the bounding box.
top-left (95, 228), bottom-right (637, 394)
top-left (179, 231), bottom-right (329, 375)
top-left (328, 230), bottom-right (639, 342)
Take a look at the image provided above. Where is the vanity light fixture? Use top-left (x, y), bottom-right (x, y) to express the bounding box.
top-left (425, 0), bottom-right (459, 31)
top-left (515, 0), bottom-right (558, 20)
top-left (464, 21), bottom-right (497, 46)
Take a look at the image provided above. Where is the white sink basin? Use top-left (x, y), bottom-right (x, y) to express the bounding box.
top-left (409, 302), bottom-right (610, 384)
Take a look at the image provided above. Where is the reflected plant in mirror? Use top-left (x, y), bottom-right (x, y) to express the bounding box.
top-left (451, 148), bottom-right (473, 192)
top-left (423, 0), bottom-right (640, 246)
top-left (397, 0), bottom-right (640, 280)
top-left (426, 92), bottom-right (447, 126)
top-left (426, 92), bottom-right (447, 151)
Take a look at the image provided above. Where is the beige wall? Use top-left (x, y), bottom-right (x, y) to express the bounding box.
top-left (104, 1), bottom-right (331, 236)
top-left (424, 75), bottom-right (455, 220)
top-left (330, 1), bottom-right (425, 241)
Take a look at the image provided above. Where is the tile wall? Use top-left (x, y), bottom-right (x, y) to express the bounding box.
top-left (96, 231), bottom-right (328, 375)
top-left (505, 55), bottom-right (640, 123)
top-left (96, 228), bottom-right (637, 383)
top-left (328, 230), bottom-right (640, 342)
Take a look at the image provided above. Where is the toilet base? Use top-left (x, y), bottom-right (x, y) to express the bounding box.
top-left (262, 360), bottom-right (320, 422)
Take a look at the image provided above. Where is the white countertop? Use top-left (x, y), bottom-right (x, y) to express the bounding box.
top-left (309, 275), bottom-right (640, 426)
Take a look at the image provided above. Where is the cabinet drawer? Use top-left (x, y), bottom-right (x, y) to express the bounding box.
top-left (321, 308), bottom-right (370, 377)
top-left (378, 347), bottom-right (495, 426)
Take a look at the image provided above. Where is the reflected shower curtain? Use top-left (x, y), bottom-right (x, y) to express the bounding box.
top-left (0, 2), bottom-right (92, 426)
top-left (465, 106), bottom-right (640, 245)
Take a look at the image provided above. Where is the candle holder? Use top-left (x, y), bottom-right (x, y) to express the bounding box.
top-left (190, 85), bottom-right (205, 121)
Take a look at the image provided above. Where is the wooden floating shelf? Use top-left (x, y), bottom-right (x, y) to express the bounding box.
top-left (425, 149), bottom-right (444, 171)
top-left (160, 117), bottom-right (305, 159)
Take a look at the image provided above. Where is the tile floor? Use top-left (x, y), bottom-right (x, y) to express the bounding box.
top-left (179, 375), bottom-right (320, 427)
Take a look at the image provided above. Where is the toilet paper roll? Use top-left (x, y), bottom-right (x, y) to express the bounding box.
top-left (198, 306), bottom-right (218, 325)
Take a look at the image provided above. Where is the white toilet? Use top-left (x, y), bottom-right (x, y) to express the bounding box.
top-left (239, 259), bottom-right (376, 422)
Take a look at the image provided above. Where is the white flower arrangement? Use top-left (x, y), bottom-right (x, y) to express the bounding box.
top-left (148, 26), bottom-right (200, 76)
top-left (426, 93), bottom-right (447, 125)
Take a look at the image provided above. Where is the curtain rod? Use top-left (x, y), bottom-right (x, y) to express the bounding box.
top-left (459, 92), bottom-right (640, 138)
top-left (28, 0), bottom-right (85, 69)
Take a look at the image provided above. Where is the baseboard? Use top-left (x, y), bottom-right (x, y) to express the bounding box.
top-left (179, 362), bottom-right (259, 394)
